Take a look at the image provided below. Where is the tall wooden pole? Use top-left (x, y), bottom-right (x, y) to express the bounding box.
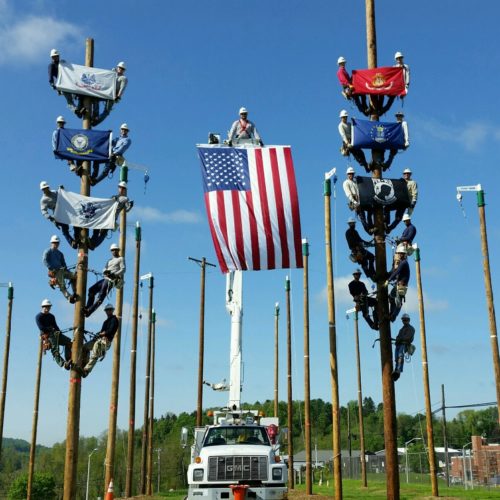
top-left (0, 283), bottom-right (13, 460)
top-left (324, 177), bottom-right (343, 499)
top-left (353, 312), bottom-right (367, 488)
top-left (285, 276), bottom-right (294, 490)
top-left (64, 38), bottom-right (93, 500)
top-left (364, 3), bottom-right (399, 498)
top-left (125, 224), bottom-right (142, 497)
top-left (140, 275), bottom-right (154, 494)
top-left (104, 168), bottom-right (129, 495)
top-left (27, 338), bottom-right (43, 500)
top-left (189, 257), bottom-right (216, 427)
top-left (146, 310), bottom-right (156, 496)
top-left (413, 247), bottom-right (438, 496)
top-left (302, 239), bottom-right (312, 495)
top-left (274, 302), bottom-right (280, 418)
top-left (477, 190), bottom-right (500, 422)
top-left (441, 384), bottom-right (450, 487)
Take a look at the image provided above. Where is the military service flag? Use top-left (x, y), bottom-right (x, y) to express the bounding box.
top-left (356, 176), bottom-right (411, 210)
top-left (352, 67), bottom-right (406, 96)
top-left (54, 128), bottom-right (112, 162)
top-left (351, 118), bottom-right (405, 150)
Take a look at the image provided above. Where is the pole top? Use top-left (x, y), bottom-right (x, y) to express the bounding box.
top-left (324, 178), bottom-right (331, 196)
top-left (302, 238), bottom-right (309, 256)
top-left (285, 275), bottom-right (290, 291)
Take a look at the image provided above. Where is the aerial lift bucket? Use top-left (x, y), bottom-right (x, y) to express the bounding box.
top-left (230, 484), bottom-right (249, 500)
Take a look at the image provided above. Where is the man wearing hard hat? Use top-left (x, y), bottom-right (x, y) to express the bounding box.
top-left (392, 313), bottom-right (415, 381)
top-left (385, 244), bottom-right (410, 321)
top-left (227, 107), bottom-right (263, 146)
top-left (338, 110), bottom-right (370, 172)
top-left (348, 269), bottom-right (378, 330)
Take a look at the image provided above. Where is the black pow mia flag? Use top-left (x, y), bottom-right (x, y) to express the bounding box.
top-left (356, 176), bottom-right (411, 210)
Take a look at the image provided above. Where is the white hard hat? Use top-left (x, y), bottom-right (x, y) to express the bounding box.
top-left (337, 56), bottom-right (346, 64)
top-left (346, 166), bottom-right (355, 174)
top-left (117, 61), bottom-right (126, 70)
top-left (347, 217), bottom-right (356, 224)
top-left (50, 49), bottom-right (59, 57)
top-left (56, 115), bottom-right (65, 123)
top-left (395, 111), bottom-right (404, 117)
top-left (401, 313), bottom-right (410, 320)
top-left (394, 51), bottom-right (404, 59)
top-left (104, 303), bottom-right (115, 311)
top-left (40, 181), bottom-right (50, 190)
top-left (403, 168), bottom-right (412, 174)
top-left (41, 299), bottom-right (52, 307)
top-left (396, 244), bottom-right (407, 254)
top-left (353, 268), bottom-right (362, 275)
top-left (50, 235), bottom-right (60, 243)
top-left (402, 214), bottom-right (411, 221)
top-left (339, 109), bottom-right (349, 118)
top-left (120, 123), bottom-right (129, 130)
top-left (239, 107), bottom-right (248, 114)
top-left (118, 181), bottom-right (127, 188)
top-left (110, 243), bottom-right (119, 251)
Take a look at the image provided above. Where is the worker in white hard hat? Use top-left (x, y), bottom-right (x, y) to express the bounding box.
top-left (114, 181), bottom-right (134, 217)
top-left (397, 213), bottom-right (417, 246)
top-left (336, 56), bottom-right (370, 115)
top-left (342, 166), bottom-right (374, 233)
top-left (345, 219), bottom-right (375, 280)
top-left (384, 244), bottom-right (410, 322)
top-left (35, 299), bottom-right (73, 369)
top-left (338, 110), bottom-right (370, 172)
top-left (227, 107), bottom-right (263, 146)
top-left (385, 167), bottom-right (418, 233)
top-left (348, 269), bottom-right (379, 330)
top-left (394, 51), bottom-right (410, 92)
top-left (392, 313), bottom-right (415, 381)
top-left (81, 303), bottom-right (119, 377)
top-left (84, 244), bottom-right (125, 317)
top-left (91, 124), bottom-right (132, 185)
top-left (382, 110), bottom-right (410, 173)
top-left (42, 235), bottom-right (77, 303)
top-left (48, 49), bottom-right (61, 90)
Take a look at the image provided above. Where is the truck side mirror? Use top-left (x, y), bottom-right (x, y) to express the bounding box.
top-left (280, 427), bottom-right (288, 444)
top-left (181, 427), bottom-right (189, 448)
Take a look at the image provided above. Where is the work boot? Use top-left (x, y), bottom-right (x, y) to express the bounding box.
top-left (69, 294), bottom-right (77, 304)
top-left (63, 360), bottom-right (72, 370)
top-left (392, 371), bottom-right (400, 381)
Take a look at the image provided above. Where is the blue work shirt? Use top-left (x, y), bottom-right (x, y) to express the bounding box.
top-left (112, 135), bottom-right (131, 156)
top-left (35, 312), bottom-right (60, 334)
top-left (43, 247), bottom-right (67, 271)
top-left (388, 259), bottom-right (410, 285)
top-left (400, 223), bottom-right (417, 244)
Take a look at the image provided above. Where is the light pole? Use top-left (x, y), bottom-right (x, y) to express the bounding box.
top-left (86, 448), bottom-right (98, 500)
top-left (462, 441), bottom-right (472, 490)
top-left (156, 448), bottom-right (162, 493)
top-left (405, 438), bottom-right (422, 484)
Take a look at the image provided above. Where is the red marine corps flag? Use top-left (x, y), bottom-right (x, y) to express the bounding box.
top-left (352, 67), bottom-right (406, 96)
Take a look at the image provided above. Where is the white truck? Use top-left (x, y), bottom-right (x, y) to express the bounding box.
top-left (184, 271), bottom-right (288, 499)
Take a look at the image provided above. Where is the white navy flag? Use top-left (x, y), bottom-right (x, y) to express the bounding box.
top-left (54, 189), bottom-right (118, 229)
top-left (56, 61), bottom-right (116, 100)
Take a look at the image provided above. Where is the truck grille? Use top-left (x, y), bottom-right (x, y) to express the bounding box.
top-left (208, 456), bottom-right (268, 481)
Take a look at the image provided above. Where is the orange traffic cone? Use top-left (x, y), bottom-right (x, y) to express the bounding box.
top-left (105, 478), bottom-right (114, 500)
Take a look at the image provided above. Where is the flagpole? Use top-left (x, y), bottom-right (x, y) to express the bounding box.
top-left (285, 276), bottom-right (294, 490)
top-left (274, 302), bottom-right (280, 418)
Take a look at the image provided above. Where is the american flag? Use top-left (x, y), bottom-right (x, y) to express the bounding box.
top-left (198, 145), bottom-right (303, 273)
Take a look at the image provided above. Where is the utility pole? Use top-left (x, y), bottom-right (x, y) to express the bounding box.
top-left (274, 302), bottom-right (280, 418)
top-left (302, 239), bottom-right (312, 495)
top-left (146, 310), bottom-right (157, 496)
top-left (413, 245), bottom-right (438, 496)
top-left (27, 338), bottom-right (43, 500)
top-left (188, 257), bottom-right (216, 427)
top-left (364, 2), bottom-right (399, 498)
top-left (140, 273), bottom-right (154, 494)
top-left (64, 38), bottom-right (93, 500)
top-left (285, 276), bottom-right (294, 489)
top-left (456, 185), bottom-right (500, 421)
top-left (0, 282), bottom-right (13, 460)
top-left (441, 384), bottom-right (450, 487)
top-left (104, 168), bottom-right (130, 495)
top-left (125, 224), bottom-right (142, 497)
top-left (324, 173), bottom-right (343, 499)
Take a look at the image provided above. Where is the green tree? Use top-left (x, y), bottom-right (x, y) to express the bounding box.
top-left (8, 472), bottom-right (56, 500)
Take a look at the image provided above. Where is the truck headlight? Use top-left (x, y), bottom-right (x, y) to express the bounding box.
top-left (193, 468), bottom-right (204, 481)
top-left (272, 468), bottom-right (282, 480)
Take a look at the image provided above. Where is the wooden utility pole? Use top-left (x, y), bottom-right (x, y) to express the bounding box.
top-left (64, 38), bottom-right (93, 500)
top-left (0, 283), bottom-right (13, 460)
top-left (353, 312), bottom-right (367, 488)
top-left (140, 274), bottom-right (155, 494)
top-left (27, 338), bottom-right (43, 500)
top-left (324, 176), bottom-right (343, 499)
top-left (274, 302), bottom-right (280, 418)
top-left (364, 2), bottom-right (399, 498)
top-left (188, 257), bottom-right (216, 427)
top-left (285, 276), bottom-right (294, 489)
top-left (302, 240), bottom-right (312, 495)
top-left (413, 246), bottom-right (438, 496)
top-left (441, 384), bottom-right (450, 487)
top-left (146, 310), bottom-right (156, 495)
top-left (104, 168), bottom-right (130, 495)
top-left (125, 224), bottom-right (142, 497)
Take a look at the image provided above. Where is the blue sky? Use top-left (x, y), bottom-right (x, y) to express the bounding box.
top-left (1, 0), bottom-right (500, 446)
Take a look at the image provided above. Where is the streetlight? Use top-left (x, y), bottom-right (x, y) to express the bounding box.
top-left (85, 447), bottom-right (98, 500)
top-left (462, 442), bottom-right (472, 490)
top-left (405, 438), bottom-right (422, 484)
top-left (156, 448), bottom-right (162, 493)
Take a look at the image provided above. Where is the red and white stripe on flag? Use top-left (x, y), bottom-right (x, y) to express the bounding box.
top-left (202, 146), bottom-right (302, 273)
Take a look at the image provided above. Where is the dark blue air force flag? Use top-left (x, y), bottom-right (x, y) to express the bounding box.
top-left (351, 118), bottom-right (404, 150)
top-left (54, 128), bottom-right (111, 162)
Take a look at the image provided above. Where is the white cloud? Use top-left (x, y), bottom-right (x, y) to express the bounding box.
top-left (133, 205), bottom-right (202, 224)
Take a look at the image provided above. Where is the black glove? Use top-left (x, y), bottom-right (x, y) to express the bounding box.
top-left (259, 140), bottom-right (264, 147)
top-left (227, 140), bottom-right (232, 147)
top-left (48, 215), bottom-right (55, 222)
top-left (411, 202), bottom-right (416, 208)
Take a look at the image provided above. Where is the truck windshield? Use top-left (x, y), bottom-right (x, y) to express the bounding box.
top-left (204, 427), bottom-right (270, 446)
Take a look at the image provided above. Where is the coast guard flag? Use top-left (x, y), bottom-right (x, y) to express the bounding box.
top-left (356, 176), bottom-right (411, 210)
top-left (56, 61), bottom-right (116, 100)
top-left (351, 118), bottom-right (404, 150)
top-left (54, 128), bottom-right (112, 161)
top-left (54, 189), bottom-right (117, 229)
top-left (198, 145), bottom-right (303, 273)
top-left (352, 67), bottom-right (406, 96)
